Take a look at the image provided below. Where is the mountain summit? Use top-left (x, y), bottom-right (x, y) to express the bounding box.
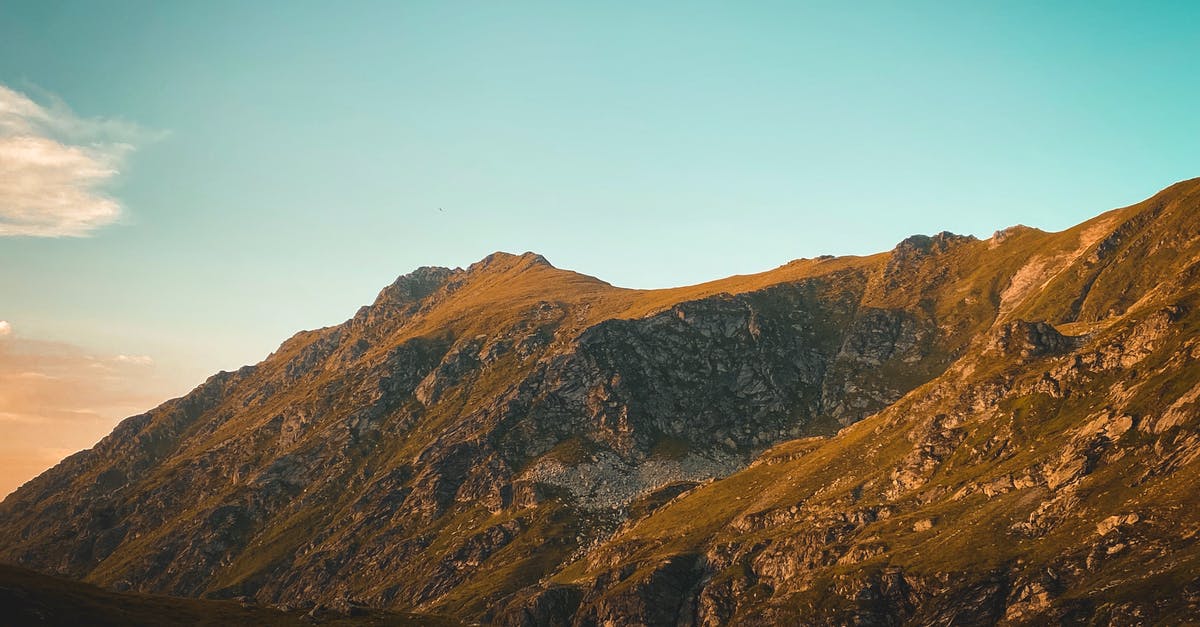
top-left (3, 179), bottom-right (1200, 625)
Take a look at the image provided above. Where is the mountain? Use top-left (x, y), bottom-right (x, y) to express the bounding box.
top-left (3, 179), bottom-right (1200, 625)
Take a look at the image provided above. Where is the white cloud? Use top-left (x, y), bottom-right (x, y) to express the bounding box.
top-left (112, 353), bottom-right (154, 366)
top-left (0, 84), bottom-right (150, 237)
top-left (0, 321), bottom-right (11, 336)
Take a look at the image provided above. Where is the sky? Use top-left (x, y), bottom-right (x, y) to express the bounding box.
top-left (1, 1), bottom-right (1198, 496)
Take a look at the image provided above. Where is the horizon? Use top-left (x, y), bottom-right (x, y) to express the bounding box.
top-left (3, 1), bottom-right (1200, 497)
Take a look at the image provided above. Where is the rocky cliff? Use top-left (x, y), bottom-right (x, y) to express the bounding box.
top-left (3, 179), bottom-right (1200, 625)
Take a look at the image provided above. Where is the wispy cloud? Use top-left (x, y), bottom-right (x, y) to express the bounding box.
top-left (113, 353), bottom-right (154, 366)
top-left (0, 320), bottom-right (10, 336)
top-left (0, 333), bottom-right (181, 497)
top-left (0, 84), bottom-right (152, 237)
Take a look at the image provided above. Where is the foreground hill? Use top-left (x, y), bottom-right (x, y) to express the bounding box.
top-left (0, 563), bottom-right (459, 626)
top-left (3, 179), bottom-right (1200, 624)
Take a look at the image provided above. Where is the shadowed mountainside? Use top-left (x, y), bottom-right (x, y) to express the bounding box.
top-left (3, 179), bottom-right (1200, 625)
top-left (0, 563), bottom-right (460, 626)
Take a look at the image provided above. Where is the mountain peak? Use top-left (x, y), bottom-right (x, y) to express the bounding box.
top-left (371, 265), bottom-right (457, 308)
top-left (991, 224), bottom-right (1040, 243)
top-left (469, 251), bottom-right (553, 274)
top-left (894, 231), bottom-right (976, 255)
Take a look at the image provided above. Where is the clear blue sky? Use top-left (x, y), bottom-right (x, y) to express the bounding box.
top-left (1, 0), bottom-right (1198, 388)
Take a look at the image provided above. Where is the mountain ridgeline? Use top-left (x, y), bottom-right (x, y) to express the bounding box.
top-left (3, 180), bottom-right (1200, 625)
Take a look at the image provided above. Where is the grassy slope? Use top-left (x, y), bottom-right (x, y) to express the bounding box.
top-left (577, 303), bottom-right (1200, 614)
top-left (0, 563), bottom-right (461, 627)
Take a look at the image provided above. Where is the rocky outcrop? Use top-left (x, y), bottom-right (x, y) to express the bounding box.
top-left (986, 320), bottom-right (1077, 362)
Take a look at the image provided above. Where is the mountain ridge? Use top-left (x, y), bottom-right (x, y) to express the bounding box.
top-left (3, 178), bottom-right (1200, 625)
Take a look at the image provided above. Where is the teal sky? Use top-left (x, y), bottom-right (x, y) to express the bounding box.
top-left (0, 1), bottom-right (1198, 493)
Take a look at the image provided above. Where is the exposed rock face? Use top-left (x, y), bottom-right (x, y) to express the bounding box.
top-left (4, 178), bottom-right (1200, 625)
top-left (986, 319), bottom-right (1077, 361)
